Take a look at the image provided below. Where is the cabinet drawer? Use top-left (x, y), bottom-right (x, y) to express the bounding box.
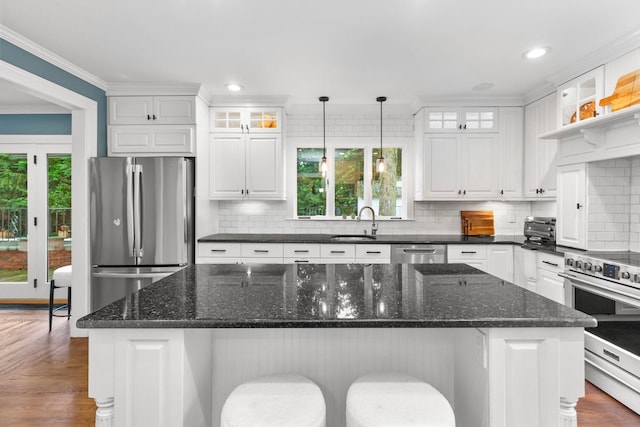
top-left (198, 243), bottom-right (242, 258)
top-left (537, 252), bottom-right (563, 273)
top-left (241, 243), bottom-right (283, 258)
top-left (448, 245), bottom-right (487, 260)
top-left (320, 244), bottom-right (356, 263)
top-left (283, 244), bottom-right (321, 259)
top-left (355, 244), bottom-right (391, 263)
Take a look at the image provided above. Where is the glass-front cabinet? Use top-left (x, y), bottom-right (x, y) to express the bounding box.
top-left (423, 107), bottom-right (498, 133)
top-left (210, 107), bottom-right (282, 133)
top-left (557, 66), bottom-right (604, 127)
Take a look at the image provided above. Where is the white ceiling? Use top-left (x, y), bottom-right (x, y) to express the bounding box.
top-left (1, 0), bottom-right (640, 107)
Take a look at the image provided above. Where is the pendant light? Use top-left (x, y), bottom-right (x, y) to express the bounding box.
top-left (319, 96), bottom-right (329, 177)
top-left (376, 96), bottom-right (387, 173)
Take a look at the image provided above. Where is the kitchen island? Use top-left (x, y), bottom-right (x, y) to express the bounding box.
top-left (78, 263), bottom-right (595, 427)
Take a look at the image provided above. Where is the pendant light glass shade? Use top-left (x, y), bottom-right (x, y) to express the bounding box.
top-left (319, 96), bottom-right (329, 177)
top-left (376, 96), bottom-right (386, 173)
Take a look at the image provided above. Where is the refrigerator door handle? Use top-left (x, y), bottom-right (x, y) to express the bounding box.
top-left (133, 164), bottom-right (143, 263)
top-left (126, 164), bottom-right (136, 258)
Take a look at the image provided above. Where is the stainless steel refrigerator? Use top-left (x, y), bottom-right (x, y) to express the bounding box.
top-left (89, 157), bottom-right (194, 311)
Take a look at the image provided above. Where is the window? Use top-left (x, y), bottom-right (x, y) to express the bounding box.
top-left (296, 143), bottom-right (405, 219)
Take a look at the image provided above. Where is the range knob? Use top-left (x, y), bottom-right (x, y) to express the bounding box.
top-left (634, 274), bottom-right (640, 283)
top-left (594, 265), bottom-right (603, 273)
top-left (583, 262), bottom-right (593, 271)
top-left (566, 258), bottom-right (574, 266)
top-left (621, 271), bottom-right (631, 280)
top-left (575, 261), bottom-right (583, 269)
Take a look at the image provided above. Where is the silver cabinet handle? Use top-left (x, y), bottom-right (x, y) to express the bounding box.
top-left (254, 250), bottom-right (269, 253)
top-left (330, 250), bottom-right (345, 254)
top-left (294, 250), bottom-right (309, 253)
top-left (542, 260), bottom-right (559, 267)
top-left (210, 249), bottom-right (226, 253)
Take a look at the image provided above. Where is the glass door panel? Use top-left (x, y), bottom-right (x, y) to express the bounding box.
top-left (0, 153), bottom-right (28, 283)
top-left (47, 155), bottom-right (71, 281)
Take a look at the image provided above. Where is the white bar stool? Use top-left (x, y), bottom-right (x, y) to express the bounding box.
top-left (346, 373), bottom-right (455, 427)
top-left (221, 374), bottom-right (326, 427)
top-left (49, 265), bottom-right (72, 332)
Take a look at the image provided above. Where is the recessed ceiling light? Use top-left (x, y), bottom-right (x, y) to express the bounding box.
top-left (226, 83), bottom-right (243, 91)
top-left (522, 47), bottom-right (551, 60)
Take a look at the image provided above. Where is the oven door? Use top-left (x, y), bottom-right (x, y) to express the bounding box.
top-left (560, 272), bottom-right (640, 414)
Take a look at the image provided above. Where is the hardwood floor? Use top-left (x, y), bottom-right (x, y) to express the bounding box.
top-left (0, 309), bottom-right (639, 426)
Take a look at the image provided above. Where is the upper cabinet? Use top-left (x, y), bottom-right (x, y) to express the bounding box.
top-left (416, 106), bottom-right (521, 201)
top-left (210, 107), bottom-right (282, 133)
top-left (109, 96), bottom-right (195, 125)
top-left (557, 66), bottom-right (604, 128)
top-left (107, 95), bottom-right (198, 156)
top-left (209, 107), bottom-right (285, 200)
top-left (524, 93), bottom-right (557, 199)
top-left (423, 107), bottom-right (498, 133)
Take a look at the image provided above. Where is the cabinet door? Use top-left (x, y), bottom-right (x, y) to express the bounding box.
top-left (487, 245), bottom-right (513, 282)
top-left (210, 108), bottom-right (244, 132)
top-left (245, 134), bottom-right (283, 199)
top-left (460, 108), bottom-right (498, 133)
top-left (422, 134), bottom-right (461, 198)
top-left (246, 108), bottom-right (282, 133)
top-left (556, 163), bottom-right (587, 249)
top-left (537, 268), bottom-right (565, 304)
top-left (209, 134), bottom-right (246, 199)
top-left (463, 134), bottom-right (498, 198)
top-left (557, 66), bottom-right (604, 128)
top-left (152, 96), bottom-right (195, 125)
top-left (108, 97), bottom-right (154, 125)
top-left (524, 93), bottom-right (557, 198)
top-left (497, 107), bottom-right (523, 199)
top-left (423, 108), bottom-right (460, 132)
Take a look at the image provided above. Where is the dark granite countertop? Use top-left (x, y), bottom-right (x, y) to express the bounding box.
top-left (77, 263), bottom-right (596, 329)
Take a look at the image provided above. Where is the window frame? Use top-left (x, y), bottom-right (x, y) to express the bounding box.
top-left (289, 138), bottom-right (412, 220)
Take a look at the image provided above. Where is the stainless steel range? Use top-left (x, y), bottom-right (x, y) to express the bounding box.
top-left (561, 251), bottom-right (640, 414)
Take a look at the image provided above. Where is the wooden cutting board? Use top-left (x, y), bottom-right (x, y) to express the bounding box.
top-left (599, 69), bottom-right (640, 112)
top-left (460, 210), bottom-right (495, 236)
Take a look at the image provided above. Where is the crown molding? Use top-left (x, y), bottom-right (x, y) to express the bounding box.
top-left (544, 28), bottom-right (640, 87)
top-left (416, 95), bottom-right (524, 107)
top-left (523, 82), bottom-right (557, 106)
top-left (106, 83), bottom-right (202, 97)
top-left (0, 25), bottom-right (108, 90)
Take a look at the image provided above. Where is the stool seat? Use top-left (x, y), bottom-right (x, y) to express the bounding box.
top-left (49, 265), bottom-right (72, 332)
top-left (221, 374), bottom-right (325, 427)
top-left (346, 373), bottom-right (455, 427)
top-left (52, 265), bottom-right (73, 288)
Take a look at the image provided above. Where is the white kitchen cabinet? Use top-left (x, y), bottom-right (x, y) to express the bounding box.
top-left (209, 133), bottom-right (283, 200)
top-left (355, 244), bottom-right (391, 264)
top-left (210, 107), bottom-right (282, 133)
top-left (108, 125), bottom-right (195, 156)
top-left (283, 243), bottom-right (322, 264)
top-left (556, 163), bottom-right (587, 249)
top-left (487, 245), bottom-right (514, 283)
top-left (320, 244), bottom-right (356, 263)
top-left (497, 107), bottom-right (523, 199)
top-left (524, 93), bottom-right (558, 198)
top-left (448, 244), bottom-right (514, 282)
top-left (197, 242), bottom-right (243, 264)
top-left (423, 107), bottom-right (498, 133)
top-left (241, 243), bottom-right (284, 264)
top-left (421, 133), bottom-right (498, 199)
top-left (447, 245), bottom-right (489, 272)
top-left (536, 252), bottom-right (565, 304)
top-left (513, 246), bottom-right (537, 291)
top-left (557, 66), bottom-right (604, 128)
top-left (109, 96), bottom-right (195, 125)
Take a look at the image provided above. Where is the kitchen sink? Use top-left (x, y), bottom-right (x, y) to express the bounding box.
top-left (330, 234), bottom-right (377, 241)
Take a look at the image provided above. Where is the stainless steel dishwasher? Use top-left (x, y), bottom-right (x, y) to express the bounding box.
top-left (391, 244), bottom-right (447, 264)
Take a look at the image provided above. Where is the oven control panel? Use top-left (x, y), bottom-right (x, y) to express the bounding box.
top-left (564, 253), bottom-right (640, 287)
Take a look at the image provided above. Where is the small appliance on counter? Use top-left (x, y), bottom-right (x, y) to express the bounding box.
top-left (460, 210), bottom-right (494, 236)
top-left (523, 216), bottom-right (556, 247)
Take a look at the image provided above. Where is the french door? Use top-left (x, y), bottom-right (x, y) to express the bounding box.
top-left (0, 137), bottom-right (71, 299)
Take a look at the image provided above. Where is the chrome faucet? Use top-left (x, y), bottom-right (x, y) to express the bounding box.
top-left (357, 206), bottom-right (378, 235)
